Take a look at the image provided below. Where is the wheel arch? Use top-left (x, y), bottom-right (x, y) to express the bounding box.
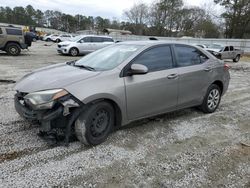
top-left (211, 80), bottom-right (224, 94)
top-left (84, 97), bottom-right (123, 128)
top-left (4, 41), bottom-right (21, 49)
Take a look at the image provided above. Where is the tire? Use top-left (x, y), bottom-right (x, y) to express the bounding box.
top-left (233, 55), bottom-right (240, 62)
top-left (69, 47), bottom-right (79, 56)
top-left (56, 39), bottom-right (61, 43)
top-left (75, 101), bottom-right (115, 146)
top-left (6, 43), bottom-right (21, 56)
top-left (200, 84), bottom-right (221, 113)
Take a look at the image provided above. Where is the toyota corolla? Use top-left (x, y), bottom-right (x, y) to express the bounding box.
top-left (14, 41), bottom-right (230, 146)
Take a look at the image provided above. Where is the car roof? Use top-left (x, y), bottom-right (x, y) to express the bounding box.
top-left (77, 35), bottom-right (113, 38)
top-left (119, 40), bottom-right (198, 47)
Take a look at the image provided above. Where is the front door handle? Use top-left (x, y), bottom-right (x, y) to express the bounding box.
top-left (204, 67), bottom-right (212, 72)
top-left (167, 74), bottom-right (178, 79)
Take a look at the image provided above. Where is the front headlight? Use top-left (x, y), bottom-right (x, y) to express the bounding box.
top-left (61, 44), bottom-right (69, 47)
top-left (24, 89), bottom-right (68, 110)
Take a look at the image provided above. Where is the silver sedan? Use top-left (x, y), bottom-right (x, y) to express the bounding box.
top-left (14, 41), bottom-right (230, 146)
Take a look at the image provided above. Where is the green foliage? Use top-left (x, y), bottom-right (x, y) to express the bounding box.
top-left (214, 0), bottom-right (250, 38)
top-left (0, 1), bottom-right (248, 38)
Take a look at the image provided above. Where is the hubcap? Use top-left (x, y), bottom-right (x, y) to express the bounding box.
top-left (207, 89), bottom-right (220, 110)
top-left (10, 47), bottom-right (17, 54)
top-left (90, 109), bottom-right (109, 137)
top-left (71, 49), bottom-right (77, 56)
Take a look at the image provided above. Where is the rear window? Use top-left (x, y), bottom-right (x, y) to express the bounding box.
top-left (6, 28), bottom-right (22, 35)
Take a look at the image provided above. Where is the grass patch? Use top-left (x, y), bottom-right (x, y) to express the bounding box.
top-left (241, 56), bottom-right (250, 62)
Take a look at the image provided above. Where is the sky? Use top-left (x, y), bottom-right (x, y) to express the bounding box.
top-left (0, 0), bottom-right (214, 19)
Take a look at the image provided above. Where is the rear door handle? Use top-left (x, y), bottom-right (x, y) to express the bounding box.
top-left (167, 74), bottom-right (178, 79)
top-left (204, 67), bottom-right (212, 72)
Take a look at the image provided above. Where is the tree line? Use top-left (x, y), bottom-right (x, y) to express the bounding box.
top-left (0, 0), bottom-right (249, 38)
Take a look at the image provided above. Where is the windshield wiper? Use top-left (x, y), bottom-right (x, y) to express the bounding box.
top-left (66, 60), bottom-right (77, 65)
top-left (73, 64), bottom-right (96, 71)
top-left (67, 61), bottom-right (96, 71)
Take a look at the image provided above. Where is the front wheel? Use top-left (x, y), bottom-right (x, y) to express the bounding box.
top-left (200, 84), bottom-right (221, 113)
top-left (69, 47), bottom-right (79, 56)
top-left (75, 101), bottom-right (114, 146)
top-left (233, 55), bottom-right (240, 62)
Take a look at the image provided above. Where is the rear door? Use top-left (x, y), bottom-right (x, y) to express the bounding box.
top-left (124, 45), bottom-right (178, 120)
top-left (0, 28), bottom-right (5, 48)
top-left (173, 44), bottom-right (211, 108)
top-left (229, 46), bottom-right (236, 59)
top-left (91, 37), bottom-right (104, 50)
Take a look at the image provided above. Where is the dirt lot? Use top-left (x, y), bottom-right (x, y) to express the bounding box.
top-left (0, 41), bottom-right (249, 187)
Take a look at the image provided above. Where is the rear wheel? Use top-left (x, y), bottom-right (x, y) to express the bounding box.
top-left (233, 55), bottom-right (240, 62)
top-left (6, 43), bottom-right (21, 56)
top-left (69, 47), bottom-right (79, 56)
top-left (75, 101), bottom-right (114, 146)
top-left (200, 84), bottom-right (221, 113)
top-left (56, 39), bottom-right (61, 43)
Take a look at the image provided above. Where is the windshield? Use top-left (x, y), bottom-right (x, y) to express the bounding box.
top-left (74, 44), bottom-right (143, 71)
top-left (71, 36), bottom-right (83, 42)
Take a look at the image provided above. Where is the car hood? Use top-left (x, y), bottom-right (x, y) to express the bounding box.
top-left (205, 48), bottom-right (221, 52)
top-left (59, 41), bottom-right (74, 45)
top-left (15, 62), bottom-right (101, 93)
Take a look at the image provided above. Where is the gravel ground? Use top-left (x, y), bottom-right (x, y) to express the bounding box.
top-left (0, 41), bottom-right (249, 187)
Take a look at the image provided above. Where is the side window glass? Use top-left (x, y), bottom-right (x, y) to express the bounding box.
top-left (92, 37), bottom-right (103, 43)
top-left (230, 46), bottom-right (234, 51)
top-left (83, 37), bottom-right (91, 43)
top-left (6, 28), bottom-right (22, 35)
top-left (175, 45), bottom-right (208, 67)
top-left (132, 46), bottom-right (173, 72)
top-left (0, 28), bottom-right (2, 34)
top-left (103, 37), bottom-right (113, 42)
top-left (224, 47), bottom-right (229, 51)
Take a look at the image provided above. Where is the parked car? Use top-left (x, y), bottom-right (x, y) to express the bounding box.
top-left (0, 25), bottom-right (32, 56)
top-left (43, 34), bottom-right (58, 42)
top-left (52, 34), bottom-right (73, 43)
top-left (57, 35), bottom-right (114, 56)
top-left (14, 41), bottom-right (230, 146)
top-left (205, 44), bottom-right (244, 62)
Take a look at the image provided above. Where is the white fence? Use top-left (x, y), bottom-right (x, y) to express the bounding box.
top-left (111, 34), bottom-right (250, 53)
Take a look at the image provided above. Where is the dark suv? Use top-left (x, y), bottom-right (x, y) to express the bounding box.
top-left (0, 25), bottom-right (32, 56)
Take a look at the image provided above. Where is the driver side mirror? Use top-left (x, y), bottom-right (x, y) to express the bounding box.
top-left (128, 64), bottom-right (148, 76)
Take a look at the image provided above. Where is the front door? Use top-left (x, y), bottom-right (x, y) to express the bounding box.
top-left (78, 37), bottom-right (93, 53)
top-left (124, 45), bottom-right (178, 120)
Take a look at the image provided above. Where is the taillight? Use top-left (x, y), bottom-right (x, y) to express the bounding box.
top-left (224, 64), bottom-right (230, 70)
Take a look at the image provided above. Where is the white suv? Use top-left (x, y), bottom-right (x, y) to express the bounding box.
top-left (52, 34), bottom-right (73, 43)
top-left (57, 35), bottom-right (114, 56)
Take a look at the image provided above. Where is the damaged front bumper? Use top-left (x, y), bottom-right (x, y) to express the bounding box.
top-left (14, 91), bottom-right (83, 145)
